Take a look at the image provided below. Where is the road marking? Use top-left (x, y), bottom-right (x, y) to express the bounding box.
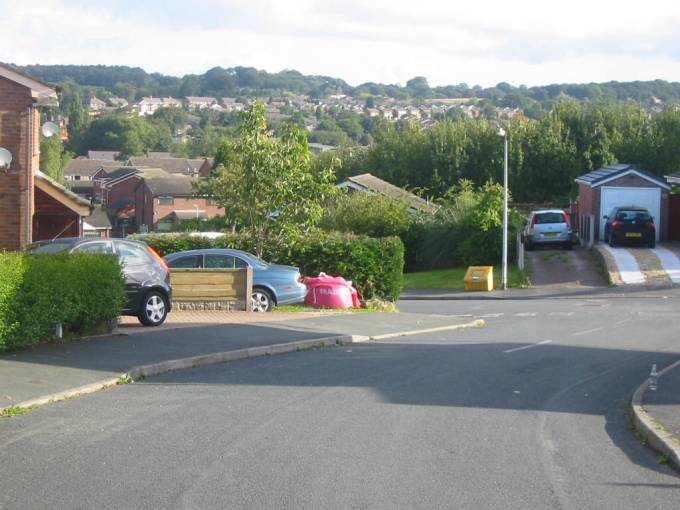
top-left (549, 311), bottom-right (574, 317)
top-left (476, 313), bottom-right (504, 318)
top-left (602, 245), bottom-right (645, 284)
top-left (614, 318), bottom-right (632, 325)
top-left (652, 247), bottom-right (680, 284)
top-left (571, 327), bottom-right (603, 337)
top-left (515, 312), bottom-right (537, 317)
top-left (503, 340), bottom-right (552, 353)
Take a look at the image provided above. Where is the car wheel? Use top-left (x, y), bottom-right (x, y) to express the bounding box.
top-left (563, 241), bottom-right (572, 250)
top-left (648, 239), bottom-right (656, 248)
top-left (524, 240), bottom-right (533, 251)
top-left (138, 291), bottom-right (168, 326)
top-left (608, 233), bottom-right (616, 247)
top-left (252, 288), bottom-right (273, 312)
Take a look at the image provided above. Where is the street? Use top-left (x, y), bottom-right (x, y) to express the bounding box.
top-left (2, 294), bottom-right (680, 509)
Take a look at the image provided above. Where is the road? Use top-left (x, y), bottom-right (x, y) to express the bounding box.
top-left (2, 294), bottom-right (680, 509)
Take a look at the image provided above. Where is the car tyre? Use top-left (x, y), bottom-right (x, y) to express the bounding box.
top-left (524, 240), bottom-right (533, 251)
top-left (138, 291), bottom-right (168, 326)
top-left (648, 239), bottom-right (656, 249)
top-left (563, 241), bottom-right (572, 250)
top-left (252, 287), bottom-right (274, 312)
top-left (608, 233), bottom-right (616, 247)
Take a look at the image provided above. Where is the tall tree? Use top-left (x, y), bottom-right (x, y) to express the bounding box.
top-left (198, 102), bottom-right (338, 256)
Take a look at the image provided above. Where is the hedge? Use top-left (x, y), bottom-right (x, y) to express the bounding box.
top-left (0, 252), bottom-right (126, 352)
top-left (131, 232), bottom-right (405, 302)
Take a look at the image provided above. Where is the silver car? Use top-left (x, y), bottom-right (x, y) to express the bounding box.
top-left (163, 248), bottom-right (307, 312)
top-left (522, 209), bottom-right (573, 250)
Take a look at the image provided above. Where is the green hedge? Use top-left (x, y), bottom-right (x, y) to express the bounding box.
top-left (0, 252), bottom-right (126, 352)
top-left (132, 232), bottom-right (405, 302)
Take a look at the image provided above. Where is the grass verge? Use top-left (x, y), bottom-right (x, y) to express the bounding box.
top-left (403, 264), bottom-right (529, 290)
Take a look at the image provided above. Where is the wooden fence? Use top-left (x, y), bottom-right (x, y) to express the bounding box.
top-left (170, 268), bottom-right (253, 311)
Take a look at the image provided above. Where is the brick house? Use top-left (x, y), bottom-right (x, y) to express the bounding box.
top-left (134, 174), bottom-right (223, 232)
top-left (575, 163), bottom-right (670, 242)
top-left (0, 64), bottom-right (91, 250)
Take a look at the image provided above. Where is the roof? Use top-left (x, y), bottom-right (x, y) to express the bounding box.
top-left (64, 159), bottom-right (122, 177)
top-left (83, 205), bottom-right (112, 230)
top-left (338, 173), bottom-right (439, 214)
top-left (87, 150), bottom-right (120, 160)
top-left (0, 63), bottom-right (58, 104)
top-left (128, 157), bottom-right (202, 175)
top-left (575, 164), bottom-right (670, 189)
top-left (35, 170), bottom-right (92, 217)
top-left (665, 171), bottom-right (680, 184)
top-left (145, 175), bottom-right (196, 196)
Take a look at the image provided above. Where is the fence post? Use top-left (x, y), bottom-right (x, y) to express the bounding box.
top-left (588, 214), bottom-right (595, 248)
top-left (517, 232), bottom-right (524, 271)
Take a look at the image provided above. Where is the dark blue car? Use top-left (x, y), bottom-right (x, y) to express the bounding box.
top-left (163, 249), bottom-right (307, 312)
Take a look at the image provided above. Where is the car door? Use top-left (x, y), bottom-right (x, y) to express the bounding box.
top-left (113, 241), bottom-right (158, 310)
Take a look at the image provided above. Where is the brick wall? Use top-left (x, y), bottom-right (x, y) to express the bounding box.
top-left (0, 76), bottom-right (36, 250)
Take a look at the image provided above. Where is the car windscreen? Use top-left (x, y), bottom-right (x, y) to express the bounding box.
top-left (27, 241), bottom-right (75, 253)
top-left (615, 210), bottom-right (651, 222)
top-left (534, 213), bottom-right (564, 224)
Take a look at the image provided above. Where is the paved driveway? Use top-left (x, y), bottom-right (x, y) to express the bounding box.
top-left (526, 245), bottom-right (607, 288)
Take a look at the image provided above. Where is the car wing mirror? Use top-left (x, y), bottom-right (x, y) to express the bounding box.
top-left (603, 215), bottom-right (608, 219)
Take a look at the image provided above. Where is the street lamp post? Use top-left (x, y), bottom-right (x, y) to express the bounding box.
top-left (498, 127), bottom-right (508, 291)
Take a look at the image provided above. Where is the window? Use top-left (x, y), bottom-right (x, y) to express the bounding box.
top-left (158, 196), bottom-right (174, 205)
top-left (534, 213), bottom-right (564, 224)
top-left (167, 255), bottom-right (202, 269)
top-left (234, 257), bottom-right (249, 269)
top-left (115, 243), bottom-right (151, 266)
top-left (72, 242), bottom-right (113, 254)
top-left (156, 220), bottom-right (174, 232)
top-left (205, 254), bottom-right (235, 268)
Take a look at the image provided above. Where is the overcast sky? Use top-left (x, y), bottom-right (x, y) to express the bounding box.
top-left (2, 0), bottom-right (680, 88)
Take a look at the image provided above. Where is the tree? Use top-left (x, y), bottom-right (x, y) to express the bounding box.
top-left (39, 135), bottom-right (71, 184)
top-left (197, 102), bottom-right (339, 257)
top-left (66, 90), bottom-right (89, 152)
top-left (406, 76), bottom-right (431, 98)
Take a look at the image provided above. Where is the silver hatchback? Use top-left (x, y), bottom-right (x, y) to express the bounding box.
top-left (522, 209), bottom-right (573, 250)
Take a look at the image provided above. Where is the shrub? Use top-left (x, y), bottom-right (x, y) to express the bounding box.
top-left (0, 253), bottom-right (126, 352)
top-left (133, 231), bottom-right (405, 301)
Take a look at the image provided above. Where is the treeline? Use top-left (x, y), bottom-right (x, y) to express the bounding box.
top-left (334, 100), bottom-right (680, 204)
top-left (14, 64), bottom-right (680, 110)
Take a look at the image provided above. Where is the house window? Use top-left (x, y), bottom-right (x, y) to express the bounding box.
top-left (158, 196), bottom-right (174, 205)
top-left (156, 220), bottom-right (174, 232)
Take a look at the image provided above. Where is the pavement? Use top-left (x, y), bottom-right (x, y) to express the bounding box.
top-left (0, 310), bottom-right (480, 411)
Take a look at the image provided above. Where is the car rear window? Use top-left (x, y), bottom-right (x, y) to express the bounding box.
top-left (534, 212), bottom-right (565, 224)
top-left (27, 241), bottom-right (75, 253)
top-left (615, 210), bottom-right (651, 221)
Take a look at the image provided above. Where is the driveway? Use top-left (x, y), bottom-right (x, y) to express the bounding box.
top-left (597, 242), bottom-right (680, 287)
top-left (526, 245), bottom-right (607, 288)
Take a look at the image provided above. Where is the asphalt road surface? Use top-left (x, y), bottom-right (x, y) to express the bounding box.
top-left (2, 294), bottom-right (680, 509)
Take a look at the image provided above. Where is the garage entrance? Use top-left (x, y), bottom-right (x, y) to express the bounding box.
top-left (599, 186), bottom-right (661, 241)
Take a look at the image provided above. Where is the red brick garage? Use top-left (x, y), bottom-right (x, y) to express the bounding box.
top-left (576, 164), bottom-right (670, 242)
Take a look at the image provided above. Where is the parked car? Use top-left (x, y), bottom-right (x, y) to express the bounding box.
top-left (27, 238), bottom-right (172, 326)
top-left (522, 209), bottom-right (573, 250)
top-left (603, 206), bottom-right (656, 248)
top-left (163, 249), bottom-right (307, 312)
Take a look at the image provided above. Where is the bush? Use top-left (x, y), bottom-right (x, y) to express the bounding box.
top-left (133, 231), bottom-right (405, 302)
top-left (0, 252), bottom-right (126, 352)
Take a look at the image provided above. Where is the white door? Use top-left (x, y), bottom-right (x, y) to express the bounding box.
top-left (599, 186), bottom-right (661, 241)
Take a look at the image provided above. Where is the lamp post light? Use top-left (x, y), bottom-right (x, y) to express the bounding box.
top-left (497, 127), bottom-right (508, 291)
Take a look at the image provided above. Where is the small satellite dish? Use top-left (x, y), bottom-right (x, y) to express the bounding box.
top-left (41, 121), bottom-right (59, 138)
top-left (0, 147), bottom-right (12, 168)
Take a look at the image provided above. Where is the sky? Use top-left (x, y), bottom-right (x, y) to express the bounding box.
top-left (2, 0), bottom-right (680, 88)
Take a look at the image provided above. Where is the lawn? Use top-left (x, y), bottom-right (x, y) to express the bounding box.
top-left (403, 264), bottom-right (528, 289)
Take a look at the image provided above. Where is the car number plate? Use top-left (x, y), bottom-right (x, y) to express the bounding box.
top-left (544, 232), bottom-right (558, 237)
top-left (625, 232), bottom-right (642, 238)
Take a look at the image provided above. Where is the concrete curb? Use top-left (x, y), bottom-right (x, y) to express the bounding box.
top-left (0, 319), bottom-right (484, 416)
top-left (630, 359), bottom-right (680, 472)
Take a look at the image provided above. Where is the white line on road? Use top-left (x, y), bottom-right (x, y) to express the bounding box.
top-left (549, 312), bottom-right (574, 317)
top-left (503, 340), bottom-right (552, 353)
top-left (476, 313), bottom-right (504, 318)
top-left (515, 312), bottom-right (537, 317)
top-left (571, 327), bottom-right (603, 337)
top-left (652, 247), bottom-right (680, 284)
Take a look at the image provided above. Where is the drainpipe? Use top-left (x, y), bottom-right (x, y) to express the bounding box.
top-left (25, 106), bottom-right (33, 246)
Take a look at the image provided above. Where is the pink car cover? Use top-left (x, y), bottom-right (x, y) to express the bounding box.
top-left (304, 273), bottom-right (361, 309)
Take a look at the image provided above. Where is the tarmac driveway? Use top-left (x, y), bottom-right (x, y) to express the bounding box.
top-left (526, 245), bottom-right (607, 288)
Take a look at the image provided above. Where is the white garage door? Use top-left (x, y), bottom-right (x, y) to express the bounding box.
top-left (600, 186), bottom-right (661, 241)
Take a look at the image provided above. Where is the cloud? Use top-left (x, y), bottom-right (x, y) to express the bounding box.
top-left (1, 0), bottom-right (680, 87)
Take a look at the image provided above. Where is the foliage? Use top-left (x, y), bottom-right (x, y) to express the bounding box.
top-left (320, 192), bottom-right (414, 238)
top-left (196, 101), bottom-right (339, 257)
top-left (39, 135), bottom-right (71, 184)
top-left (131, 232), bottom-right (405, 301)
top-left (0, 253), bottom-right (126, 352)
top-left (77, 113), bottom-right (171, 157)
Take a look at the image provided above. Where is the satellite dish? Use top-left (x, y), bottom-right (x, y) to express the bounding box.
top-left (41, 121), bottom-right (59, 138)
top-left (0, 147), bottom-right (12, 168)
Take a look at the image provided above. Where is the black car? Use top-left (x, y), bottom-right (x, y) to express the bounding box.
top-left (603, 207), bottom-right (656, 248)
top-left (27, 238), bottom-right (172, 326)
